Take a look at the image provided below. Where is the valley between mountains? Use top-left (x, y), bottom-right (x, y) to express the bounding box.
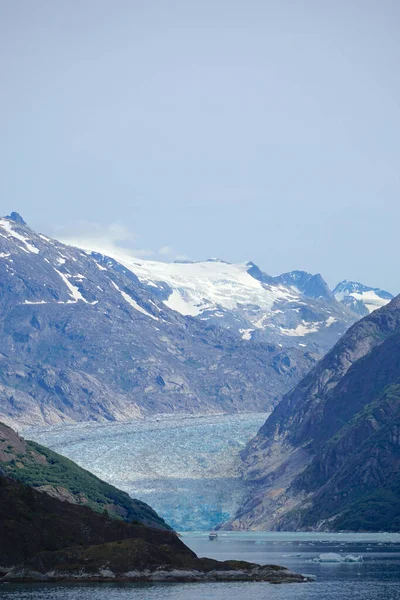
top-left (1, 211), bottom-right (399, 548)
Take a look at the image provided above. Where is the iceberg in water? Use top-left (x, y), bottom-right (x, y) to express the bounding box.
top-left (343, 554), bottom-right (364, 563)
top-left (312, 553), bottom-right (363, 563)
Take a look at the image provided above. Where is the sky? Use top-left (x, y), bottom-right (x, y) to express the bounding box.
top-left (1, 0), bottom-right (400, 291)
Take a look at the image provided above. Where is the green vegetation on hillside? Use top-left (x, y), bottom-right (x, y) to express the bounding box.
top-left (0, 422), bottom-right (169, 530)
top-left (333, 487), bottom-right (400, 532)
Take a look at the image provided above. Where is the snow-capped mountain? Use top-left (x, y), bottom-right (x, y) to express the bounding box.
top-left (91, 252), bottom-right (356, 352)
top-left (0, 213), bottom-right (324, 427)
top-left (0, 212), bottom-right (382, 428)
top-left (273, 270), bottom-right (334, 301)
top-left (333, 280), bottom-right (393, 317)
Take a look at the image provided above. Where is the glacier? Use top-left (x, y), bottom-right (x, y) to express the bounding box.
top-left (23, 413), bottom-right (266, 531)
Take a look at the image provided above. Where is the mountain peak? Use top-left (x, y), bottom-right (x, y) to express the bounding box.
top-left (333, 280), bottom-right (394, 316)
top-left (246, 261), bottom-right (275, 285)
top-left (5, 212), bottom-right (26, 226)
top-left (275, 270), bottom-right (334, 301)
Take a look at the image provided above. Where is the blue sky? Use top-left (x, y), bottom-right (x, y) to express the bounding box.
top-left (1, 1), bottom-right (399, 291)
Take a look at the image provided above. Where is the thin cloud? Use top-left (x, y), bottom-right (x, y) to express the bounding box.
top-left (55, 221), bottom-right (187, 263)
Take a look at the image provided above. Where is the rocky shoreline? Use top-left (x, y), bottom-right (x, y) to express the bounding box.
top-left (2, 563), bottom-right (311, 584)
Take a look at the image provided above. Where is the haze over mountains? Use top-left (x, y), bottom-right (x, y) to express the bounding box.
top-left (0, 212), bottom-right (394, 429)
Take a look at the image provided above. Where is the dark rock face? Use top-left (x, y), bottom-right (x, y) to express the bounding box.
top-left (5, 212), bottom-right (26, 225)
top-left (0, 215), bottom-right (353, 427)
top-left (227, 296), bottom-right (400, 531)
top-left (0, 421), bottom-right (169, 529)
top-left (0, 474), bottom-right (190, 569)
top-left (0, 475), bottom-right (308, 584)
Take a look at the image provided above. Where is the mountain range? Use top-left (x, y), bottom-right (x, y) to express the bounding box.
top-left (0, 212), bottom-right (393, 428)
top-left (226, 294), bottom-right (400, 532)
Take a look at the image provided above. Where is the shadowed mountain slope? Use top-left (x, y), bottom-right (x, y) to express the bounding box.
top-left (226, 295), bottom-right (400, 531)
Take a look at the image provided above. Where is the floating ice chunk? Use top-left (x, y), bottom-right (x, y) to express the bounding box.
top-left (312, 553), bottom-right (363, 563)
top-left (343, 554), bottom-right (363, 563)
top-left (313, 553), bottom-right (343, 563)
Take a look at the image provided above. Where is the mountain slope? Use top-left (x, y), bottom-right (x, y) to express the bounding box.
top-left (0, 214), bottom-right (323, 426)
top-left (0, 213), bottom-right (357, 427)
top-left (226, 295), bottom-right (400, 531)
top-left (0, 421), bottom-right (169, 529)
top-left (333, 280), bottom-right (393, 317)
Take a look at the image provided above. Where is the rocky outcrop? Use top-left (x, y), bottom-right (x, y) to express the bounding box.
top-left (3, 545), bottom-right (308, 584)
top-left (0, 475), bottom-right (308, 584)
top-left (226, 295), bottom-right (400, 531)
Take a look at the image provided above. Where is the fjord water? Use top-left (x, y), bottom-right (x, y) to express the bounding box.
top-left (2, 532), bottom-right (400, 599)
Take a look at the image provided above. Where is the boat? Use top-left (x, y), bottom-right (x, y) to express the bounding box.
top-left (209, 532), bottom-right (218, 541)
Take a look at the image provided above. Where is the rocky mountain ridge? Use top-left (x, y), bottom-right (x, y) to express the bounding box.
top-left (93, 251), bottom-right (358, 350)
top-left (333, 280), bottom-right (393, 317)
top-left (225, 295), bottom-right (400, 532)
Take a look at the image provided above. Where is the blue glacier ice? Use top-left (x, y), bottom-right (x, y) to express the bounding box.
top-left (24, 413), bottom-right (266, 531)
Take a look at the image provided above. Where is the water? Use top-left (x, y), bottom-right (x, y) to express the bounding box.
top-left (2, 532), bottom-right (400, 599)
top-left (23, 413), bottom-right (266, 530)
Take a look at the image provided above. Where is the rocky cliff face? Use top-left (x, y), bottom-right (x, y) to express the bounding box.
top-left (226, 295), bottom-right (400, 531)
top-left (0, 213), bottom-right (358, 427)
